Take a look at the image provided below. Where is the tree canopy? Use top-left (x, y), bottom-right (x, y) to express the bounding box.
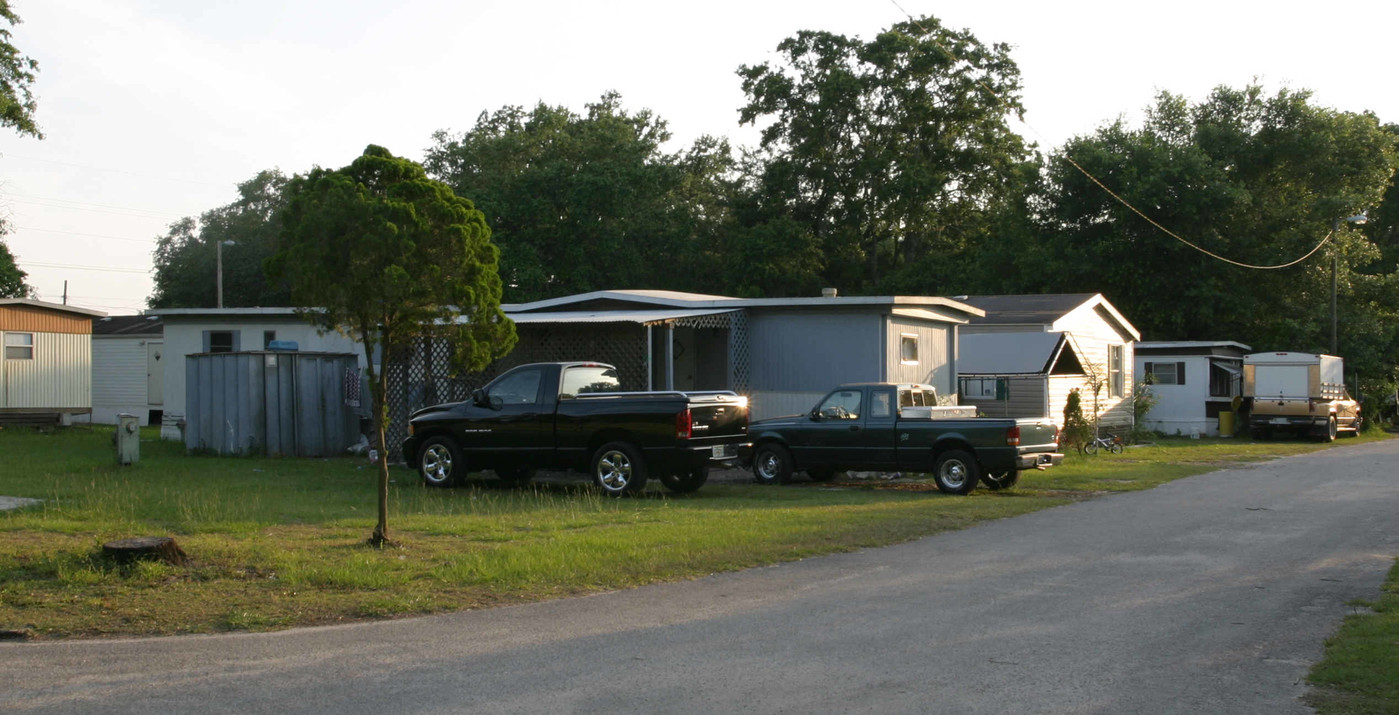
top-left (0, 226), bottom-right (34, 298)
top-left (0, 0), bottom-right (41, 139)
top-left (267, 145), bottom-right (517, 545)
top-left (424, 92), bottom-right (735, 303)
top-left (1024, 85), bottom-right (1399, 391)
top-left (148, 170), bottom-right (292, 309)
top-left (735, 15), bottom-right (1030, 294)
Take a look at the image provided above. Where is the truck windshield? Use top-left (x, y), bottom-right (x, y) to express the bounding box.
top-left (560, 366), bottom-right (620, 399)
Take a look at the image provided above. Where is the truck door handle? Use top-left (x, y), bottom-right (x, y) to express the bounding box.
top-left (849, 425), bottom-right (860, 432)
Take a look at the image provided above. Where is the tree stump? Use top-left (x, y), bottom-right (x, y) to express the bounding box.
top-left (102, 537), bottom-right (191, 567)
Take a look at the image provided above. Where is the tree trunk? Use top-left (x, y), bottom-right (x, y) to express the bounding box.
top-left (102, 537), bottom-right (190, 567)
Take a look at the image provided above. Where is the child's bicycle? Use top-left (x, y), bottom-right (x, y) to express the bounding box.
top-left (1083, 432), bottom-right (1124, 455)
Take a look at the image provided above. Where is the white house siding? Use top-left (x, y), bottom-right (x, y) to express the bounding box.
top-left (1052, 304), bottom-right (1135, 429)
top-left (886, 317), bottom-right (953, 396)
top-left (1, 332), bottom-right (90, 409)
top-left (160, 318), bottom-right (364, 440)
top-left (91, 337), bottom-right (153, 424)
top-left (744, 310), bottom-right (881, 422)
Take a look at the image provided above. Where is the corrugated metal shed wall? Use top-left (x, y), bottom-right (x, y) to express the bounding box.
top-left (185, 352), bottom-right (360, 457)
top-left (1, 332), bottom-right (91, 408)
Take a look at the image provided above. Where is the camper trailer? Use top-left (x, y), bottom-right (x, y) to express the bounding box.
top-left (1243, 352), bottom-right (1360, 441)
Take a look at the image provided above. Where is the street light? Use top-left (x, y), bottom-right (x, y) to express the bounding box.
top-left (1331, 214), bottom-right (1367, 355)
top-left (216, 240), bottom-right (235, 309)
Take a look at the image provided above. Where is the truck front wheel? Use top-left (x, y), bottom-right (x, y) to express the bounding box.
top-left (418, 436), bottom-right (463, 488)
top-left (933, 450), bottom-right (980, 495)
top-left (592, 442), bottom-right (648, 497)
top-left (752, 443), bottom-right (793, 485)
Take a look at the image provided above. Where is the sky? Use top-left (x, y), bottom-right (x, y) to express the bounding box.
top-left (1, 0), bottom-right (1395, 315)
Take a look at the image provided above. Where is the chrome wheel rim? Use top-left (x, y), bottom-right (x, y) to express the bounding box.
top-left (421, 444), bottom-right (453, 484)
top-left (940, 459), bottom-right (968, 490)
top-left (596, 449), bottom-right (633, 492)
top-left (756, 451), bottom-right (780, 481)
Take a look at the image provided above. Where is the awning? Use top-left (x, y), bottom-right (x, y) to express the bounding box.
top-left (505, 308), bottom-right (741, 326)
top-left (959, 331), bottom-right (1069, 375)
top-left (1211, 361), bottom-right (1242, 377)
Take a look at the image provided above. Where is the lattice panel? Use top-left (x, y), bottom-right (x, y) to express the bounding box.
top-left (727, 310), bottom-right (750, 393)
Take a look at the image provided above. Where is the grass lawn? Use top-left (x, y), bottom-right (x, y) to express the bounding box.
top-left (0, 424), bottom-right (1389, 640)
top-left (1306, 558), bottom-right (1399, 714)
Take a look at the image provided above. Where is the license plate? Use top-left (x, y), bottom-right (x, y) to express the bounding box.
top-left (711, 445), bottom-right (733, 459)
top-left (1270, 418), bottom-right (1289, 424)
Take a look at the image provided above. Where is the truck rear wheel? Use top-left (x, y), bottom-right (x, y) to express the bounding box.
top-left (1322, 416), bottom-right (1338, 442)
top-left (752, 443), bottom-right (793, 485)
top-left (418, 436), bottom-right (463, 488)
top-left (592, 442), bottom-right (648, 497)
top-left (660, 467), bottom-right (708, 494)
top-left (933, 450), bottom-right (980, 495)
top-left (982, 471), bottom-right (1020, 491)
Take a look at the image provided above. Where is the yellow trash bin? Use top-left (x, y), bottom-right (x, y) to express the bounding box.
top-left (1218, 411), bottom-right (1235, 437)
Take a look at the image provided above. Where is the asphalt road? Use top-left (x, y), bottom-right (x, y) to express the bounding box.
top-left (3, 440), bottom-right (1397, 714)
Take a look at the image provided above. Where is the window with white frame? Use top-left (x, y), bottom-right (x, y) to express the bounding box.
top-left (4, 332), bottom-right (34, 360)
top-left (900, 334), bottom-right (919, 364)
top-left (1108, 344), bottom-right (1124, 397)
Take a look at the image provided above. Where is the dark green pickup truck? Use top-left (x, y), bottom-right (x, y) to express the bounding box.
top-left (746, 383), bottom-right (1062, 494)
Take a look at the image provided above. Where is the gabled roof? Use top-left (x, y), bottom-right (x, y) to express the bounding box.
top-left (958, 293), bottom-right (1140, 341)
top-left (0, 298), bottom-right (106, 318)
top-left (959, 331), bottom-right (1084, 375)
top-left (93, 315), bottom-right (164, 337)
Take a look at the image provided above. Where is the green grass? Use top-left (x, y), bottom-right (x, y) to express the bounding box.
top-left (0, 424), bottom-right (1389, 639)
top-left (1306, 559), bottom-right (1399, 714)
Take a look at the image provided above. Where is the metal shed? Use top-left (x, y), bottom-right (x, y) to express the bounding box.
top-left (184, 350), bottom-right (361, 457)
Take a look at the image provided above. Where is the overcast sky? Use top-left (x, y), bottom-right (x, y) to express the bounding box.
top-left (2, 0), bottom-right (1394, 314)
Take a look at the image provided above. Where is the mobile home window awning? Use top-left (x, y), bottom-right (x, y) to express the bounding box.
top-left (504, 308), bottom-right (741, 326)
top-left (959, 331), bottom-right (1074, 375)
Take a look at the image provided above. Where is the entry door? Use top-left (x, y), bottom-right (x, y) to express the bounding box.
top-left (146, 342), bottom-right (164, 406)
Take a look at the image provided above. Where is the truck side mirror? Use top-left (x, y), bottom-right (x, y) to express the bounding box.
top-left (471, 388), bottom-right (488, 407)
top-left (809, 409), bottom-right (823, 421)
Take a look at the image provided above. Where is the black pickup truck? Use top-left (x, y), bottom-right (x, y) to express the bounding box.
top-left (746, 383), bottom-right (1062, 494)
top-left (402, 362), bottom-right (750, 496)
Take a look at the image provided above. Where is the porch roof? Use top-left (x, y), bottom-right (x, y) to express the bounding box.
top-left (504, 308), bottom-right (741, 326)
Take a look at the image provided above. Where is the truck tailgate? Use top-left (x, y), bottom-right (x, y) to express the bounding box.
top-left (1015, 418), bottom-right (1060, 450)
top-left (688, 395), bottom-right (748, 443)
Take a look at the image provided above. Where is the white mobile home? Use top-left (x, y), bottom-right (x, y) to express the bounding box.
top-left (956, 294), bottom-right (1139, 429)
top-left (1135, 341), bottom-right (1250, 436)
top-left (0, 299), bottom-right (105, 425)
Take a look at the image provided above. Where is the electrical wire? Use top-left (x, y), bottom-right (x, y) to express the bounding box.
top-left (19, 260), bottom-right (151, 274)
top-left (887, 0), bottom-right (1339, 270)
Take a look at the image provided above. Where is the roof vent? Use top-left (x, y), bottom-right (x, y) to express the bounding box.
top-left (821, 288), bottom-right (838, 298)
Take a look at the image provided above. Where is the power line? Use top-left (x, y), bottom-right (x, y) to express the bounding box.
top-left (16, 225), bottom-right (160, 244)
top-left (0, 153), bottom-right (229, 189)
top-left (887, 0), bottom-right (1337, 271)
top-left (19, 260), bottom-right (151, 274)
top-left (3, 193), bottom-right (185, 220)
